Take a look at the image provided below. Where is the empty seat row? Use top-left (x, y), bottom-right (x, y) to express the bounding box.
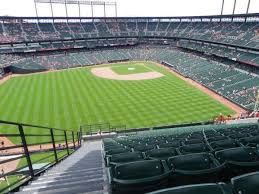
top-left (108, 156), bottom-right (259, 194)
top-left (148, 171), bottom-right (259, 194)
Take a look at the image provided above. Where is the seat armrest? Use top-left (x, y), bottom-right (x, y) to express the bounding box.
top-left (107, 167), bottom-right (113, 184)
top-left (106, 156), bottom-right (111, 167)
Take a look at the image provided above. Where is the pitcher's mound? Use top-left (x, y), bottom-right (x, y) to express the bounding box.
top-left (91, 67), bottom-right (164, 81)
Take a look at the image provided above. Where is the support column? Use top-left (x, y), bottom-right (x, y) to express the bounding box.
top-left (34, 0), bottom-right (39, 19)
top-left (115, 2), bottom-right (118, 17)
top-left (245, 0), bottom-right (251, 21)
top-left (65, 0), bottom-right (68, 22)
top-left (50, 0), bottom-right (54, 21)
top-left (232, 0), bottom-right (237, 15)
top-left (220, 0), bottom-right (224, 22)
top-left (104, 2), bottom-right (106, 17)
top-left (91, 2), bottom-right (94, 18)
top-left (78, 2), bottom-right (81, 18)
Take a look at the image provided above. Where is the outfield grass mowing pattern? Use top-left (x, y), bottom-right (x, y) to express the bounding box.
top-left (0, 62), bottom-right (235, 141)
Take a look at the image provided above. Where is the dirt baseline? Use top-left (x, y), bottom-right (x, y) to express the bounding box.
top-left (91, 67), bottom-right (164, 80)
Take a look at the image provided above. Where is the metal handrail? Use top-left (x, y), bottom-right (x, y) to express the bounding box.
top-left (0, 120), bottom-right (82, 193)
top-left (0, 120), bottom-right (75, 132)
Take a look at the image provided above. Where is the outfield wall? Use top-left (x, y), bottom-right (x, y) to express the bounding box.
top-left (8, 65), bottom-right (47, 74)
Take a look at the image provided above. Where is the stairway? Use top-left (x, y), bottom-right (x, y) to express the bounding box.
top-left (16, 140), bottom-right (107, 194)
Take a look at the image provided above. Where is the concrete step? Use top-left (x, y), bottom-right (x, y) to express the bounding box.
top-left (17, 183), bottom-right (104, 194)
top-left (38, 167), bottom-right (103, 178)
top-left (30, 173), bottom-right (103, 186)
top-left (22, 177), bottom-right (103, 191)
top-left (16, 140), bottom-right (107, 194)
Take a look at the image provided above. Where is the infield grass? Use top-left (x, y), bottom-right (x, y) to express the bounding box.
top-left (0, 61), bottom-right (235, 143)
top-left (111, 63), bottom-right (151, 75)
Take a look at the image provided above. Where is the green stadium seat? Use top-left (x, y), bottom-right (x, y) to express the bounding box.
top-left (133, 144), bottom-right (158, 152)
top-left (167, 153), bottom-right (223, 186)
top-left (147, 183), bottom-right (233, 194)
top-left (108, 159), bottom-right (170, 194)
top-left (239, 136), bottom-right (259, 147)
top-left (145, 148), bottom-right (177, 160)
top-left (209, 139), bottom-right (240, 151)
top-left (215, 147), bottom-right (259, 176)
top-left (207, 136), bottom-right (229, 142)
top-left (158, 141), bottom-right (182, 148)
top-left (228, 133), bottom-right (249, 139)
top-left (105, 147), bottom-right (131, 157)
top-left (178, 143), bottom-right (209, 154)
top-left (107, 151), bottom-right (144, 167)
top-left (183, 138), bottom-right (203, 145)
top-left (231, 171), bottom-right (259, 194)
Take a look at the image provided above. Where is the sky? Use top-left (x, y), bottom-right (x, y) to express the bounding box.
top-left (0, 0), bottom-right (258, 17)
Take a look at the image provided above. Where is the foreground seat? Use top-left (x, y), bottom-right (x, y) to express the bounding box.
top-left (183, 138), bottom-right (204, 145)
top-left (158, 141), bottom-right (182, 148)
top-left (207, 136), bottom-right (229, 142)
top-left (239, 135), bottom-right (259, 147)
top-left (108, 159), bottom-right (170, 194)
top-left (145, 148), bottom-right (177, 160)
top-left (178, 143), bottom-right (209, 154)
top-left (147, 183), bottom-right (233, 194)
top-left (215, 147), bottom-right (259, 177)
top-left (231, 171), bottom-right (259, 194)
top-left (167, 153), bottom-right (223, 186)
top-left (133, 144), bottom-right (157, 152)
top-left (209, 139), bottom-right (240, 151)
top-left (105, 147), bottom-right (131, 157)
top-left (107, 151), bottom-right (144, 167)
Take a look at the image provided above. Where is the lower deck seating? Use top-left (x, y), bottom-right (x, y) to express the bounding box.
top-left (3, 47), bottom-right (257, 110)
top-left (103, 123), bottom-right (259, 193)
top-left (0, 68), bottom-right (4, 78)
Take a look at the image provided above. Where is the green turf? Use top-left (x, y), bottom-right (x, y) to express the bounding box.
top-left (0, 150), bottom-right (72, 192)
top-left (0, 175), bottom-right (21, 193)
top-left (111, 63), bottom-right (151, 75)
top-left (17, 150), bottom-right (70, 169)
top-left (0, 61), bottom-right (235, 142)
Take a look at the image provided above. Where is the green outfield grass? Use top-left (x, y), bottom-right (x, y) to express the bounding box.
top-left (111, 63), bottom-right (151, 75)
top-left (0, 61), bottom-right (235, 143)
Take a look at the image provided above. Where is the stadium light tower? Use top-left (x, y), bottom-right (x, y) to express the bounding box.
top-left (220, 0), bottom-right (253, 21)
top-left (34, 0), bottom-right (117, 18)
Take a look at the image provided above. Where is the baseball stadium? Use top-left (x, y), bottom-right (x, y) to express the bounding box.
top-left (0, 0), bottom-right (259, 193)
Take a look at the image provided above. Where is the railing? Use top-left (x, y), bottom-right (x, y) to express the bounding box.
top-left (80, 120), bottom-right (215, 138)
top-left (0, 120), bottom-right (82, 193)
top-left (81, 122), bottom-right (127, 136)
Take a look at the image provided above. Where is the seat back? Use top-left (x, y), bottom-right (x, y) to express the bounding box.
top-left (106, 147), bottom-right (131, 156)
top-left (145, 148), bottom-right (176, 159)
top-left (239, 136), bottom-right (259, 146)
top-left (133, 144), bottom-right (157, 152)
top-left (215, 147), bottom-right (258, 163)
top-left (147, 183), bottom-right (232, 194)
top-left (184, 138), bottom-right (203, 145)
top-left (210, 139), bottom-right (238, 150)
top-left (158, 141), bottom-right (181, 148)
top-left (110, 151), bottom-right (143, 163)
top-left (179, 143), bottom-right (208, 154)
top-left (115, 160), bottom-right (164, 179)
top-left (207, 136), bottom-right (228, 142)
top-left (231, 171), bottom-right (259, 194)
top-left (168, 153), bottom-right (213, 171)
